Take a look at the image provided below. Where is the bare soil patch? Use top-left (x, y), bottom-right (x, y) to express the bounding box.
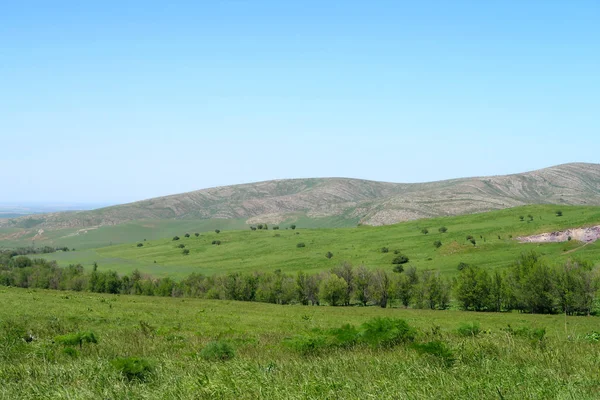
top-left (518, 225), bottom-right (600, 244)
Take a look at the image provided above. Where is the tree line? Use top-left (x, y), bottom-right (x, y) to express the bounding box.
top-left (0, 250), bottom-right (598, 315)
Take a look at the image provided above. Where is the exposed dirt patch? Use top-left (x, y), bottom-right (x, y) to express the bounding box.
top-left (518, 225), bottom-right (600, 244)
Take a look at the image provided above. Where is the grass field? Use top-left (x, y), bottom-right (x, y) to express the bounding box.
top-left (1, 286), bottom-right (599, 399)
top-left (43, 205), bottom-right (600, 278)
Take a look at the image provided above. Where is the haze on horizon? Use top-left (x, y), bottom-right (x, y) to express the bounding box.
top-left (1, 1), bottom-right (598, 205)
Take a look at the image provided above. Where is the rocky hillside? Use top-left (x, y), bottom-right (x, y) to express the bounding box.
top-left (2, 163), bottom-right (599, 230)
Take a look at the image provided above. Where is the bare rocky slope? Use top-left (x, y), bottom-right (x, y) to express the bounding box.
top-left (2, 163), bottom-right (600, 231)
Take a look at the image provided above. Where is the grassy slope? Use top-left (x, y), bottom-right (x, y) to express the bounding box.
top-left (1, 286), bottom-right (599, 399)
top-left (44, 205), bottom-right (600, 278)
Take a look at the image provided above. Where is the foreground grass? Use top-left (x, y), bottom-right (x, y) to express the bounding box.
top-left (45, 205), bottom-right (600, 278)
top-left (1, 287), bottom-right (600, 399)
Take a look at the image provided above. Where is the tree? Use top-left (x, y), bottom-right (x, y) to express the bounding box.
top-left (325, 251), bottom-right (334, 259)
top-left (182, 249), bottom-right (190, 255)
top-left (556, 210), bottom-right (563, 217)
top-left (195, 233), bottom-right (200, 237)
top-left (215, 229), bottom-right (221, 234)
top-left (172, 236), bottom-right (180, 241)
top-left (393, 265), bottom-right (404, 274)
top-left (137, 243), bottom-right (143, 247)
top-left (454, 265), bottom-right (491, 311)
top-left (319, 273), bottom-right (347, 306)
top-left (433, 240), bottom-right (442, 249)
top-left (421, 228), bottom-right (429, 235)
top-left (290, 224), bottom-right (296, 230)
top-left (331, 262), bottom-right (354, 305)
top-left (439, 226), bottom-right (448, 233)
top-left (354, 266), bottom-right (374, 306)
top-left (372, 269), bottom-right (392, 308)
top-left (392, 254), bottom-right (409, 265)
top-left (184, 233), bottom-right (190, 238)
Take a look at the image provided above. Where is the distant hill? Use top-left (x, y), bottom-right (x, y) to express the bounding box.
top-left (1, 163), bottom-right (599, 233)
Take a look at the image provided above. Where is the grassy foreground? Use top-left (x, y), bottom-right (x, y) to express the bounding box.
top-left (1, 287), bottom-right (600, 399)
top-left (45, 205), bottom-right (600, 278)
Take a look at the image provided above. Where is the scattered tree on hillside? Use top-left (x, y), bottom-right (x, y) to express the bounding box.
top-left (433, 240), bottom-right (442, 249)
top-left (556, 210), bottom-right (563, 217)
top-left (325, 251), bottom-right (334, 259)
top-left (439, 226), bottom-right (448, 233)
top-left (184, 233), bottom-right (190, 238)
top-left (137, 243), bottom-right (143, 247)
top-left (421, 228), bottom-right (429, 235)
top-left (195, 233), bottom-right (199, 237)
top-left (215, 229), bottom-right (221, 234)
top-left (182, 249), bottom-right (190, 255)
top-left (172, 236), bottom-right (180, 241)
top-left (392, 254), bottom-right (409, 265)
top-left (290, 224), bottom-right (296, 230)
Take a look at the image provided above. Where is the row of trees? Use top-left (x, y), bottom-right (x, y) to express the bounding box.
top-left (1, 251), bottom-right (598, 315)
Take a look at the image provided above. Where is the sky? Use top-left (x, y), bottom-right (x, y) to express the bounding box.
top-left (1, 1), bottom-right (599, 204)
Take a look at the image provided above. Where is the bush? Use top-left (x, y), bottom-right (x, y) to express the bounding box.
top-left (172, 236), bottom-right (180, 241)
top-left (195, 233), bottom-right (200, 237)
top-left (215, 229), bottom-right (221, 234)
top-left (211, 240), bottom-right (221, 245)
top-left (297, 242), bottom-right (306, 248)
top-left (519, 216), bottom-right (524, 221)
top-left (381, 247), bottom-right (389, 253)
top-left (111, 357), bottom-right (154, 381)
top-left (177, 244), bottom-right (185, 249)
top-left (439, 226), bottom-right (448, 233)
top-left (328, 324), bottom-right (360, 348)
top-left (200, 341), bottom-right (235, 361)
top-left (137, 243), bottom-right (143, 247)
top-left (273, 226), bottom-right (279, 230)
top-left (325, 251), bottom-right (334, 259)
top-left (457, 322), bottom-right (481, 337)
top-left (182, 249), bottom-right (190, 255)
top-left (412, 341), bottom-right (455, 367)
top-left (469, 239), bottom-right (476, 246)
top-left (392, 254), bottom-right (409, 265)
top-left (284, 333), bottom-right (328, 355)
top-left (421, 228), bottom-right (429, 234)
top-left (290, 224), bottom-right (297, 230)
top-left (556, 210), bottom-right (563, 217)
top-left (393, 265), bottom-right (404, 273)
top-left (55, 331), bottom-right (98, 348)
top-left (359, 318), bottom-right (416, 348)
top-left (433, 240), bottom-right (442, 249)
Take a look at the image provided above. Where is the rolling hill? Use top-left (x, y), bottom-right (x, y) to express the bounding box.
top-left (1, 163), bottom-right (599, 249)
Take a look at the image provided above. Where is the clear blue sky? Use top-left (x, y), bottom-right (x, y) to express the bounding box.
top-left (1, 1), bottom-right (598, 204)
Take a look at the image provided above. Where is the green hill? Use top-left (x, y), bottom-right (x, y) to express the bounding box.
top-left (45, 205), bottom-right (600, 278)
top-left (2, 163), bottom-right (599, 251)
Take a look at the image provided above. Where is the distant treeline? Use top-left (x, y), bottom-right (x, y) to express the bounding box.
top-left (1, 246), bottom-right (71, 256)
top-left (0, 251), bottom-right (598, 315)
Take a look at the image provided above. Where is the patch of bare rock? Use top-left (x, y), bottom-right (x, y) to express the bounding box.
top-left (518, 225), bottom-right (600, 244)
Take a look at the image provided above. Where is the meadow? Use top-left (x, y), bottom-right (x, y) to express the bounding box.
top-left (44, 205), bottom-right (600, 278)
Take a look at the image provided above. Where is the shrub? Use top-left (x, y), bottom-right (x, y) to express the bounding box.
top-left (421, 228), bottom-right (429, 234)
top-left (284, 333), bottom-right (328, 355)
top-left (290, 224), bottom-right (296, 230)
top-left (466, 235), bottom-right (474, 241)
top-left (297, 242), bottom-right (306, 248)
top-left (211, 240), bottom-right (221, 246)
top-left (519, 216), bottom-right (524, 221)
top-left (55, 331), bottom-right (98, 348)
top-left (137, 243), bottom-right (143, 247)
top-left (359, 317), bottom-right (416, 348)
top-left (469, 239), bottom-right (476, 246)
top-left (457, 322), bottom-right (481, 337)
top-left (328, 324), bottom-right (360, 348)
top-left (177, 244), bottom-right (185, 249)
top-left (195, 233), bottom-right (200, 237)
top-left (62, 347), bottom-right (78, 358)
top-left (457, 262), bottom-right (469, 271)
top-left (556, 210), bottom-right (563, 217)
top-left (273, 226), bottom-right (279, 230)
top-left (439, 226), bottom-right (448, 233)
top-left (111, 357), bottom-right (154, 381)
top-left (433, 240), bottom-right (442, 249)
top-left (172, 236), bottom-right (180, 241)
top-left (184, 233), bottom-right (190, 238)
top-left (325, 251), bottom-right (334, 259)
top-left (412, 341), bottom-right (455, 367)
top-left (392, 254), bottom-right (409, 265)
top-left (568, 236), bottom-right (572, 241)
top-left (215, 229), bottom-right (221, 234)
top-left (200, 341), bottom-right (235, 361)
top-left (393, 265), bottom-right (404, 273)
top-left (381, 247), bottom-right (389, 253)
top-left (182, 249), bottom-right (190, 255)
top-left (257, 224), bottom-right (264, 230)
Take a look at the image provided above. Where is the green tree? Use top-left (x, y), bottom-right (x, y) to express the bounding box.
top-left (319, 273), bottom-right (348, 306)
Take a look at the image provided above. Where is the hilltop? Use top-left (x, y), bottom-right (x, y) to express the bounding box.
top-left (1, 163), bottom-right (599, 248)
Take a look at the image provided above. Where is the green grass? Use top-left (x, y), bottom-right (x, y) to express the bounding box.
top-left (1, 286), bottom-right (599, 399)
top-left (44, 205), bottom-right (600, 278)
